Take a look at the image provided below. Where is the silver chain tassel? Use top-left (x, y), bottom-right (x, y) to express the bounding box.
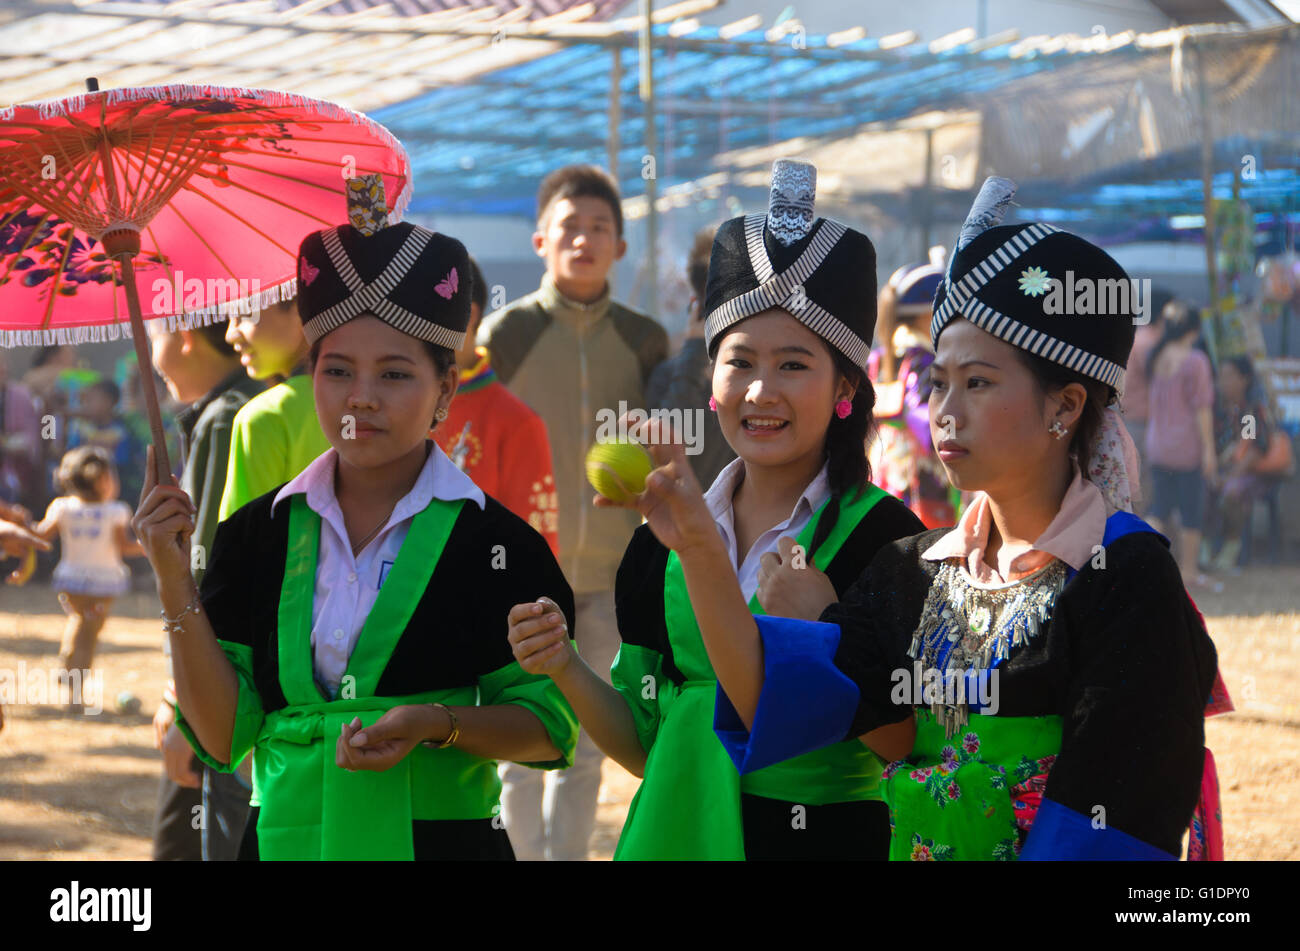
top-left (908, 560), bottom-right (1066, 738)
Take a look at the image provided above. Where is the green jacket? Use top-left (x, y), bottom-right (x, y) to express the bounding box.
top-left (217, 374), bottom-right (330, 522)
top-left (178, 488), bottom-right (580, 860)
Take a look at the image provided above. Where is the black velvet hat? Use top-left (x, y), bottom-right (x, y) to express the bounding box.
top-left (931, 177), bottom-right (1137, 394)
top-left (297, 174), bottom-right (471, 351)
top-left (704, 160), bottom-right (877, 370)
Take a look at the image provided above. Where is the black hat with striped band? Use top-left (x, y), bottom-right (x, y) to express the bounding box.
top-left (931, 176), bottom-right (1136, 395)
top-left (703, 159), bottom-right (877, 371)
top-left (297, 174), bottom-right (471, 350)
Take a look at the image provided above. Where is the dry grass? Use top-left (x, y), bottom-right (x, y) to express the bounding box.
top-left (1, 569), bottom-right (1296, 860)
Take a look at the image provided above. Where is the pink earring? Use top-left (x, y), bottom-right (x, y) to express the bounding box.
top-left (708, 395), bottom-right (717, 412)
top-left (835, 399), bottom-right (852, 420)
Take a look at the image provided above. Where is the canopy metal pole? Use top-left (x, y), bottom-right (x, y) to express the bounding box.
top-left (920, 127), bottom-right (935, 259)
top-left (1194, 39), bottom-right (1222, 327)
top-left (608, 46), bottom-right (622, 178)
top-left (640, 0), bottom-right (658, 322)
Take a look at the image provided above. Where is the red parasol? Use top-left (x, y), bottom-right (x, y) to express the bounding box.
top-left (0, 81), bottom-right (412, 480)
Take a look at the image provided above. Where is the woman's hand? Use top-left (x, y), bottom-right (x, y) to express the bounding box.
top-left (0, 519), bottom-right (49, 559)
top-left (594, 417), bottom-right (719, 556)
top-left (132, 445), bottom-right (195, 585)
top-left (336, 706), bottom-right (441, 773)
top-left (0, 502), bottom-right (32, 526)
top-left (508, 597), bottom-right (572, 678)
top-left (757, 536), bottom-right (838, 621)
top-left (152, 699), bottom-right (173, 750)
top-left (162, 723), bottom-right (202, 788)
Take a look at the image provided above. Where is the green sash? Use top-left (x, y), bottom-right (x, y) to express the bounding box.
top-left (251, 494), bottom-right (464, 861)
top-left (883, 708), bottom-right (1063, 860)
top-left (614, 483), bottom-right (889, 860)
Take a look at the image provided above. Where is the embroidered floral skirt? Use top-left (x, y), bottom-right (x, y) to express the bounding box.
top-left (882, 709), bottom-right (1063, 860)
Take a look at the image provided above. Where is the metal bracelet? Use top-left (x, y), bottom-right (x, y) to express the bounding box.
top-left (161, 595), bottom-right (202, 637)
top-left (421, 702), bottom-right (460, 749)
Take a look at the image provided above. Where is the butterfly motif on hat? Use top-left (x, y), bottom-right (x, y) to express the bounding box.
top-left (296, 174), bottom-right (471, 351)
top-left (299, 256), bottom-right (320, 287)
top-left (434, 267), bottom-right (458, 300)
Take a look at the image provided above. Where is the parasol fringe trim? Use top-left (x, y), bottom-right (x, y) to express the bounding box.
top-left (1, 84), bottom-right (413, 222)
top-left (0, 276), bottom-right (300, 349)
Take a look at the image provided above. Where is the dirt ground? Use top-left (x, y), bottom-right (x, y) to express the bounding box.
top-left (0, 568), bottom-right (1296, 861)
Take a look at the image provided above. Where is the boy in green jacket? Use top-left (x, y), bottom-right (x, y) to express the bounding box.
top-left (218, 296), bottom-right (331, 521)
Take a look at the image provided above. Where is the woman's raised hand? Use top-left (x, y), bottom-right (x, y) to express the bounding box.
top-left (593, 416), bottom-right (719, 556)
top-left (131, 444), bottom-right (196, 586)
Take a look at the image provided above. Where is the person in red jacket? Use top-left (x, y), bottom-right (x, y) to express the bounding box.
top-left (434, 258), bottom-right (560, 557)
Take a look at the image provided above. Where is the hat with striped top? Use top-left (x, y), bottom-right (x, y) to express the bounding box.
top-left (703, 159), bottom-right (877, 371)
top-left (931, 176), bottom-right (1136, 395)
top-left (296, 174), bottom-right (471, 350)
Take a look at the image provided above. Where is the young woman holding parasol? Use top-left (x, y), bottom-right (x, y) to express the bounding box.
top-left (131, 179), bottom-right (578, 860)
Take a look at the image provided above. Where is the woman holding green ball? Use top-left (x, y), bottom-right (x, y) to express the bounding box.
top-left (508, 160), bottom-right (925, 859)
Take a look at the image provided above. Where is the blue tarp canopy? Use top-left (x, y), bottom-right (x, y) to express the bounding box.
top-left (375, 20), bottom-right (1299, 226)
top-left (374, 23), bottom-right (1181, 217)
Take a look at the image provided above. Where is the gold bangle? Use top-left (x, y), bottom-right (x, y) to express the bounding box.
top-left (422, 702), bottom-right (460, 749)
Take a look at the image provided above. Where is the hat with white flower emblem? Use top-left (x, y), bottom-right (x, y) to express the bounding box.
top-left (931, 176), bottom-right (1137, 396)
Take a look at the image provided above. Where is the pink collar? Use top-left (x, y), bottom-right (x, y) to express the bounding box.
top-left (921, 463), bottom-right (1109, 584)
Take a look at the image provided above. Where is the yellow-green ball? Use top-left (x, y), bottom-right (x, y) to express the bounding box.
top-left (586, 439), bottom-right (653, 504)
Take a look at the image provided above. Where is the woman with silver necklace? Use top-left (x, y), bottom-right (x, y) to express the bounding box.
top-left (602, 177), bottom-right (1222, 861)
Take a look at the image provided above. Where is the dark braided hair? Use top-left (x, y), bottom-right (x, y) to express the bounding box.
top-left (807, 347), bottom-right (876, 560)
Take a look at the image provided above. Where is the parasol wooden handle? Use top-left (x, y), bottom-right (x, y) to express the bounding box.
top-left (115, 250), bottom-right (173, 488)
top-left (88, 79), bottom-right (173, 491)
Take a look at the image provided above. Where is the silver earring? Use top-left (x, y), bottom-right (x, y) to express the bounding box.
top-left (1049, 420), bottom-right (1067, 440)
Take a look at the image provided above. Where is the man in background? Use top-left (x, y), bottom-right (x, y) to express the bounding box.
top-left (479, 164), bottom-right (667, 860)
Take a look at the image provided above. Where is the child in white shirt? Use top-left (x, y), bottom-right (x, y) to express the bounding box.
top-left (36, 446), bottom-right (144, 708)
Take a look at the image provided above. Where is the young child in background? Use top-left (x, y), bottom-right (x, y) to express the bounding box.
top-left (35, 446), bottom-right (145, 710)
top-left (67, 380), bottom-right (141, 504)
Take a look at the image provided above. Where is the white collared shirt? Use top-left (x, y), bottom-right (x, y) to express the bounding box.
top-left (702, 456), bottom-right (832, 603)
top-left (271, 442), bottom-right (486, 699)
